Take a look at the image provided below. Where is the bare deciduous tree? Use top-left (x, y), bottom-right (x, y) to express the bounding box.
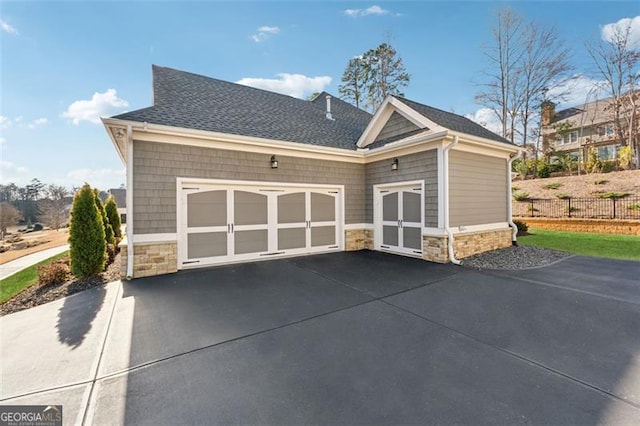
top-left (39, 185), bottom-right (70, 231)
top-left (0, 202), bottom-right (21, 239)
top-left (476, 8), bottom-right (573, 147)
top-left (586, 20), bottom-right (640, 168)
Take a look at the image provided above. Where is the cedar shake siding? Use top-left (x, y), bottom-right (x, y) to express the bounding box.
top-left (365, 149), bottom-right (438, 227)
top-left (374, 111), bottom-right (420, 143)
top-left (132, 140), bottom-right (365, 234)
top-left (449, 150), bottom-right (507, 227)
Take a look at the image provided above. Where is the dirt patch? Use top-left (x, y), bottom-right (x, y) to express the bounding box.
top-left (512, 170), bottom-right (640, 199)
top-left (0, 228), bottom-right (69, 264)
top-left (0, 253), bottom-right (121, 317)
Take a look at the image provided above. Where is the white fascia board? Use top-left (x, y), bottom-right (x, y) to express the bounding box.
top-left (356, 97), bottom-right (396, 148)
top-left (451, 131), bottom-right (523, 155)
top-left (388, 97), bottom-right (444, 131)
top-left (104, 117), bottom-right (365, 164)
top-left (101, 118), bottom-right (126, 164)
top-left (363, 130), bottom-right (448, 162)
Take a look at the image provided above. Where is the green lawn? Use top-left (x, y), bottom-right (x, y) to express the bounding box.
top-left (0, 251), bottom-right (69, 303)
top-left (519, 229), bottom-right (640, 261)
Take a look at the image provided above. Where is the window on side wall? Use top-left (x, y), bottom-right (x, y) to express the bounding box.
top-left (555, 136), bottom-right (564, 145)
top-left (597, 146), bottom-right (616, 160)
top-left (569, 131), bottom-right (578, 143)
top-left (605, 124), bottom-right (614, 137)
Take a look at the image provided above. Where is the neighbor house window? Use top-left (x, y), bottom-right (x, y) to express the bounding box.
top-left (597, 145), bottom-right (616, 160)
top-left (569, 152), bottom-right (580, 161)
top-left (555, 136), bottom-right (564, 145)
top-left (569, 131), bottom-right (578, 143)
top-left (605, 124), bottom-right (614, 136)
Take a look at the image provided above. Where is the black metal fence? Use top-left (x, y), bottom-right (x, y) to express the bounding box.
top-left (513, 196), bottom-right (640, 219)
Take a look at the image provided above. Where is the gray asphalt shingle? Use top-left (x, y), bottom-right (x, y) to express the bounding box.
top-left (113, 66), bottom-right (512, 150)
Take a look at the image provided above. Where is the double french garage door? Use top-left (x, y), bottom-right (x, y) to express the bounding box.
top-left (179, 181), bottom-right (343, 268)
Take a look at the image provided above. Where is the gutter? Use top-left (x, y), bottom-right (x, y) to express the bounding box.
top-left (507, 150), bottom-right (523, 245)
top-left (126, 125), bottom-right (134, 279)
top-left (443, 135), bottom-right (462, 265)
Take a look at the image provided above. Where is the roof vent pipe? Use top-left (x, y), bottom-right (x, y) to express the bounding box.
top-left (325, 95), bottom-right (335, 121)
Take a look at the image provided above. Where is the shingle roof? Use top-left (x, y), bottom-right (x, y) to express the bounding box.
top-left (113, 65), bottom-right (372, 150)
top-left (396, 97), bottom-right (513, 145)
top-left (112, 65), bottom-right (512, 150)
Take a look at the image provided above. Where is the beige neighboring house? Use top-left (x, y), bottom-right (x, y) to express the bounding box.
top-left (107, 187), bottom-right (126, 223)
top-left (102, 66), bottom-right (521, 279)
top-left (541, 92), bottom-right (638, 163)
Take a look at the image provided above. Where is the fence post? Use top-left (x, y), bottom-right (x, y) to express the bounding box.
top-left (612, 198), bottom-right (616, 219)
top-left (530, 200), bottom-right (535, 217)
top-left (568, 198), bottom-right (572, 218)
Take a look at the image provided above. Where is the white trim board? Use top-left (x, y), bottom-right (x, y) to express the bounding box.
top-left (132, 233), bottom-right (178, 244)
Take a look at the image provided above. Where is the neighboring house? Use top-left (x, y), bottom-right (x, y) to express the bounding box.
top-left (541, 93), bottom-right (638, 163)
top-left (107, 187), bottom-right (127, 223)
top-left (102, 65), bottom-right (520, 279)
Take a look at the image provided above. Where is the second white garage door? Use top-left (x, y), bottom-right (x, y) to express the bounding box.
top-left (178, 180), bottom-right (343, 269)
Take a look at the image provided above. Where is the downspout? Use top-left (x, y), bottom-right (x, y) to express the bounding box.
top-left (443, 135), bottom-right (461, 265)
top-left (126, 125), bottom-right (134, 279)
top-left (507, 150), bottom-right (523, 245)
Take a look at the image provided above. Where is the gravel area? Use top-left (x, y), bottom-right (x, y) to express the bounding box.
top-left (463, 245), bottom-right (571, 270)
top-left (0, 253), bottom-right (121, 317)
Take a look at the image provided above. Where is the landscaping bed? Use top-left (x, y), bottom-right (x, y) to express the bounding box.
top-left (0, 253), bottom-right (121, 316)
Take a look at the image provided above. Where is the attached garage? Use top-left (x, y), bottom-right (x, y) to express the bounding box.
top-left (178, 180), bottom-right (343, 268)
top-left (103, 65), bottom-right (521, 279)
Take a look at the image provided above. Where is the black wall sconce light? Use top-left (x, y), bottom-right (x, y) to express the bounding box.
top-left (391, 158), bottom-right (399, 171)
top-left (271, 155), bottom-right (279, 169)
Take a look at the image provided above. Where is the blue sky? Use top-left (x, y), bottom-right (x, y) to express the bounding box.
top-left (1, 1), bottom-right (639, 190)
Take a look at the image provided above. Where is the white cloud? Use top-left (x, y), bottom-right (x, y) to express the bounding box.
top-left (344, 5), bottom-right (391, 18)
top-left (62, 89), bottom-right (129, 125)
top-left (0, 137), bottom-right (6, 146)
top-left (251, 25), bottom-right (280, 42)
top-left (66, 168), bottom-right (126, 190)
top-left (601, 16), bottom-right (640, 49)
top-left (236, 73), bottom-right (332, 98)
top-left (28, 117), bottom-right (49, 129)
top-left (547, 74), bottom-right (608, 108)
top-left (465, 108), bottom-right (503, 135)
top-left (0, 19), bottom-right (18, 35)
top-left (0, 160), bottom-right (29, 182)
top-left (0, 115), bottom-right (11, 130)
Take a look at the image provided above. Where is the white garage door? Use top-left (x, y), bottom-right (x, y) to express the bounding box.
top-left (374, 181), bottom-right (424, 257)
top-left (178, 180), bottom-right (343, 268)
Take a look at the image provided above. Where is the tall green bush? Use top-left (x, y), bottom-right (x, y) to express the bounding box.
top-left (68, 184), bottom-right (106, 278)
top-left (105, 195), bottom-right (122, 242)
top-left (94, 189), bottom-right (115, 246)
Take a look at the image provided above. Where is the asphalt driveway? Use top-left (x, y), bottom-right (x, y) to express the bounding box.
top-left (1, 251), bottom-right (639, 424)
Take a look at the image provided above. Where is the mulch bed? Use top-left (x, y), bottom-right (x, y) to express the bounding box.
top-left (0, 253), bottom-right (121, 317)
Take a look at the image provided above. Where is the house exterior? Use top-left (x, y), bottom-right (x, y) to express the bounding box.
top-left (107, 187), bottom-right (127, 223)
top-left (102, 66), bottom-right (521, 279)
top-left (541, 93), bottom-right (638, 163)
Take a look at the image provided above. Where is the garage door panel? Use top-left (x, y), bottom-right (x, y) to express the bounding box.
top-left (188, 190), bottom-right (226, 227)
top-left (403, 227), bottom-right (422, 250)
top-left (278, 228), bottom-right (306, 250)
top-left (234, 230), bottom-right (268, 255)
top-left (311, 193), bottom-right (335, 222)
top-left (188, 232), bottom-right (227, 259)
top-left (403, 192), bottom-right (421, 223)
top-left (311, 226), bottom-right (336, 247)
top-left (383, 225), bottom-right (399, 246)
top-left (234, 191), bottom-right (267, 226)
top-left (383, 193), bottom-right (398, 222)
top-left (278, 193), bottom-right (305, 223)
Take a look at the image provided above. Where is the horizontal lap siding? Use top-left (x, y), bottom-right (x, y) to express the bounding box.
top-left (449, 150), bottom-right (507, 227)
top-left (133, 141), bottom-right (365, 234)
top-left (365, 150), bottom-right (438, 227)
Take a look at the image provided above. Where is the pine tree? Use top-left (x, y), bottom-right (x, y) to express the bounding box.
top-left (104, 195), bottom-right (122, 242)
top-left (68, 184), bottom-right (106, 278)
top-left (339, 57), bottom-right (365, 109)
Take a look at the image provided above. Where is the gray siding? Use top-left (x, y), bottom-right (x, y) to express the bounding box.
top-left (133, 141), bottom-right (365, 234)
top-left (365, 150), bottom-right (438, 227)
top-left (449, 150), bottom-right (507, 227)
top-left (375, 111), bottom-right (419, 143)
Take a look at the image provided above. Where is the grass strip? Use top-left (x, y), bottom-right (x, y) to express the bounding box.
top-left (0, 251), bottom-right (69, 303)
top-left (519, 229), bottom-right (640, 261)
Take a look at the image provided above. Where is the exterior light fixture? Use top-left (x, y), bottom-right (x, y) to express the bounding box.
top-left (271, 155), bottom-right (279, 169)
top-left (391, 158), bottom-right (399, 171)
